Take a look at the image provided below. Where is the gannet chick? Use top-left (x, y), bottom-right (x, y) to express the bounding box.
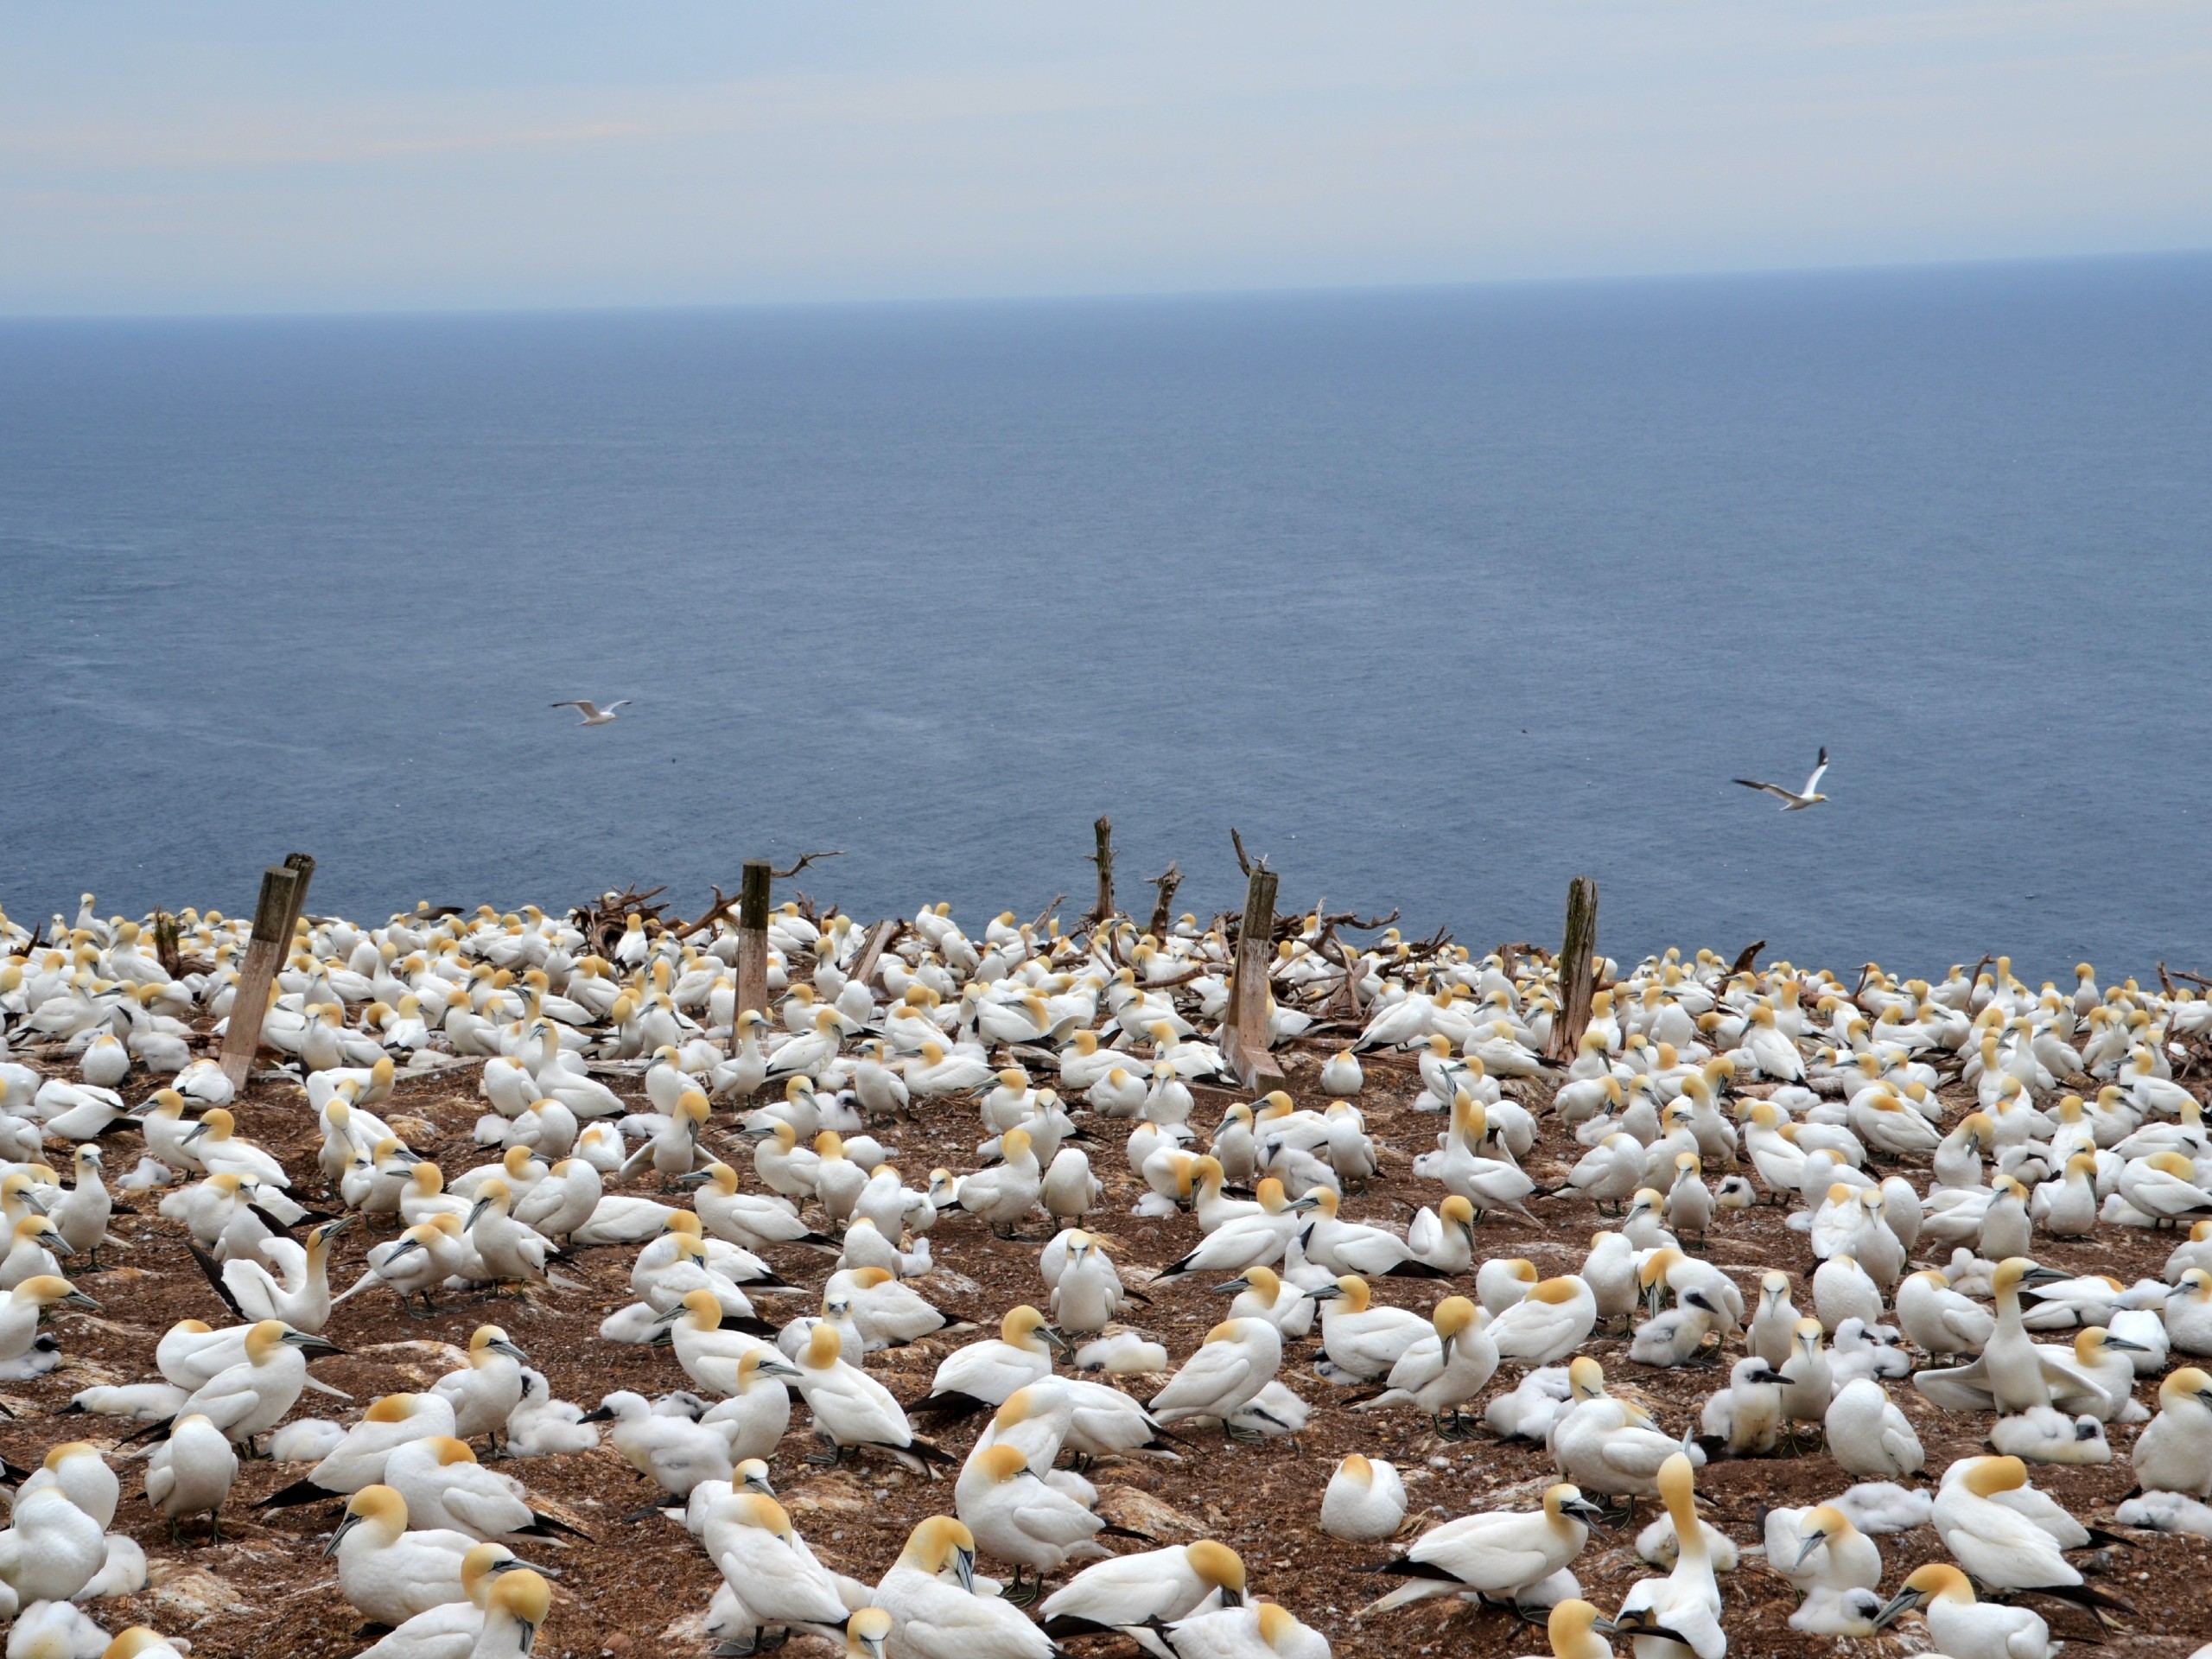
top-left (1357, 1483), bottom-right (1603, 1616)
top-left (504, 1370), bottom-right (601, 1459)
top-left (1320, 1452), bottom-right (1406, 1541)
top-left (577, 1389), bottom-right (734, 1497)
top-left (1989, 1405), bottom-right (2112, 1465)
top-left (1696, 1358), bottom-right (1782, 1458)
top-left (1628, 1286), bottom-right (1723, 1369)
top-left (1767, 1503), bottom-right (1879, 1635)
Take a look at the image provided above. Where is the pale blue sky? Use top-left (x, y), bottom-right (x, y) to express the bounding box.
top-left (3, 3), bottom-right (2208, 314)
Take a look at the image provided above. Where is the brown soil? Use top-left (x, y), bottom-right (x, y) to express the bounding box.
top-left (10, 1046), bottom-right (2212, 1659)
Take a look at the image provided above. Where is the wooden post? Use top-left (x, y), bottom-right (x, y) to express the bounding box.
top-left (152, 912), bottom-right (183, 979)
top-left (730, 859), bottom-right (773, 1050)
top-left (1546, 875), bottom-right (1599, 1063)
top-left (1088, 816), bottom-right (1115, 925)
top-left (1224, 866), bottom-right (1287, 1091)
top-left (218, 855), bottom-right (315, 1088)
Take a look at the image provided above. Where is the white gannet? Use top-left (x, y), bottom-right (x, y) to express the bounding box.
top-left (1313, 1274), bottom-right (1432, 1383)
top-left (326, 1484), bottom-right (493, 1626)
top-left (1319, 1452), bottom-right (1406, 1541)
top-left (1354, 1294), bottom-right (1496, 1437)
top-left (1147, 1318), bottom-right (1281, 1428)
top-left (913, 1305), bottom-right (1065, 1421)
top-left (873, 1516), bottom-right (1053, 1659)
top-left (1357, 1482), bottom-right (1603, 1616)
top-left (791, 1322), bottom-right (950, 1474)
top-left (1915, 1258), bottom-right (2104, 1414)
top-left (1872, 1562), bottom-right (2052, 1659)
top-left (143, 1412), bottom-right (239, 1541)
top-left (953, 1442), bottom-right (1110, 1599)
top-left (1039, 1539), bottom-right (1246, 1647)
top-left (1822, 1377), bottom-right (1923, 1479)
top-left (1487, 1277), bottom-right (1597, 1367)
top-left (2136, 1365), bottom-right (2212, 1497)
top-left (1611, 1454), bottom-right (1724, 1658)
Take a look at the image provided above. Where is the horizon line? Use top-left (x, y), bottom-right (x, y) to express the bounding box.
top-left (3, 243), bottom-right (2207, 327)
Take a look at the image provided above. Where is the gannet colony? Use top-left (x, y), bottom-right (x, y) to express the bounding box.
top-left (3, 886), bottom-right (2212, 1659)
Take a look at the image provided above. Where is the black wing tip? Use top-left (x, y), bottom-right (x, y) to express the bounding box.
top-left (1382, 1259), bottom-right (1454, 1279)
top-left (253, 1478), bottom-right (340, 1509)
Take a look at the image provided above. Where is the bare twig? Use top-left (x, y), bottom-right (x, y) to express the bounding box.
top-left (1732, 939), bottom-right (1766, 976)
top-left (1030, 894), bottom-right (1066, 933)
top-left (771, 851), bottom-right (843, 880)
top-left (2158, 961), bottom-right (2177, 996)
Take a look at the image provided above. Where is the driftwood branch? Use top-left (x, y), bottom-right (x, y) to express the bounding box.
top-left (675, 887), bottom-right (740, 940)
top-left (1030, 894), bottom-right (1066, 933)
top-left (1230, 827), bottom-right (1265, 878)
top-left (1146, 862), bottom-right (1183, 938)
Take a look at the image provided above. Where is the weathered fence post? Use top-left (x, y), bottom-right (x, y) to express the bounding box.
top-left (1088, 816), bottom-right (1115, 925)
top-left (218, 853), bottom-right (315, 1088)
top-left (730, 859), bottom-right (773, 1050)
top-left (1546, 874), bottom-right (1599, 1063)
top-left (1224, 865), bottom-right (1287, 1090)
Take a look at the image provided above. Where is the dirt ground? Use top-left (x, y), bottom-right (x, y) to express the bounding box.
top-left (9, 1042), bottom-right (2212, 1659)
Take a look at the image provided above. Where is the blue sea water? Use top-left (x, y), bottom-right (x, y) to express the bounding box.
top-left (3, 255), bottom-right (2209, 982)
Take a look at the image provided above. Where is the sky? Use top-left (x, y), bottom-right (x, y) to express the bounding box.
top-left (2, 3), bottom-right (2209, 315)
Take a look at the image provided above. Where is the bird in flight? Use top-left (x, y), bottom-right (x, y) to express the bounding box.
top-left (1733, 747), bottom-right (1828, 810)
top-left (550, 700), bottom-right (631, 727)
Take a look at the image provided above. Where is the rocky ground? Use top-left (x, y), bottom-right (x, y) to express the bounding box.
top-left (6, 1046), bottom-right (2211, 1659)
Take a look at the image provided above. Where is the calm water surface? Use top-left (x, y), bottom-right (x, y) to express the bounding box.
top-left (3, 256), bottom-right (2209, 982)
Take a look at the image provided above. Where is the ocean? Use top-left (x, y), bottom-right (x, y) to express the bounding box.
top-left (3, 254), bottom-right (2209, 984)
